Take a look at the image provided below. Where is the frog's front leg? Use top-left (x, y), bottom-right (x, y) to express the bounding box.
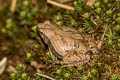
top-left (48, 47), bottom-right (57, 61)
top-left (48, 48), bottom-right (63, 65)
top-left (48, 44), bottom-right (63, 63)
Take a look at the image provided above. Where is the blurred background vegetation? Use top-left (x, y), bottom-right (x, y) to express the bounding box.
top-left (0, 0), bottom-right (120, 80)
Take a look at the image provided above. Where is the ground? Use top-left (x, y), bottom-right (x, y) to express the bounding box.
top-left (0, 0), bottom-right (120, 80)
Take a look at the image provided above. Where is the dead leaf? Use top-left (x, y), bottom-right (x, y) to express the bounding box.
top-left (86, 0), bottom-right (96, 7)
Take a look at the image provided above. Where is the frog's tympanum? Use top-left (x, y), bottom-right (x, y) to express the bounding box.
top-left (37, 21), bottom-right (101, 67)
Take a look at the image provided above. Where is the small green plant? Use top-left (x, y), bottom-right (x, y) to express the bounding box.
top-left (74, 0), bottom-right (89, 13)
top-left (16, 0), bottom-right (39, 25)
top-left (90, 69), bottom-right (98, 77)
top-left (10, 64), bottom-right (29, 80)
top-left (114, 25), bottom-right (120, 33)
top-left (64, 73), bottom-right (71, 79)
top-left (106, 64), bottom-right (111, 72)
top-left (1, 18), bottom-right (19, 37)
top-left (107, 29), bottom-right (115, 49)
top-left (94, 1), bottom-right (100, 8)
top-left (111, 75), bottom-right (117, 80)
top-left (16, 64), bottom-right (25, 73)
top-left (31, 25), bottom-right (45, 47)
top-left (77, 66), bottom-right (83, 73)
top-left (104, 0), bottom-right (108, 4)
top-left (56, 69), bottom-right (62, 76)
top-left (46, 51), bottom-right (53, 63)
top-left (67, 66), bottom-right (74, 72)
top-left (52, 12), bottom-right (63, 26)
top-left (81, 75), bottom-right (88, 80)
top-left (83, 12), bottom-right (90, 19)
top-left (10, 73), bottom-right (18, 80)
top-left (89, 68), bottom-right (99, 80)
top-left (26, 51), bottom-right (35, 61)
top-left (106, 9), bottom-right (113, 16)
top-left (95, 7), bottom-right (102, 14)
top-left (83, 20), bottom-right (95, 32)
top-left (54, 67), bottom-right (75, 79)
top-left (21, 73), bottom-right (29, 80)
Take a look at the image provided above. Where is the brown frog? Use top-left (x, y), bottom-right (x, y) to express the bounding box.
top-left (37, 21), bottom-right (103, 67)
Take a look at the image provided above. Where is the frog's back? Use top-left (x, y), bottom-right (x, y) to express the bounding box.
top-left (50, 26), bottom-right (88, 58)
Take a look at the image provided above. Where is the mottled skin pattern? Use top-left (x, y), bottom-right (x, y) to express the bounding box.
top-left (37, 21), bottom-right (99, 67)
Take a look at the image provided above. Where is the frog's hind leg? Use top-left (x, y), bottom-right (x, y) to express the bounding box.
top-left (62, 50), bottom-right (90, 67)
top-left (48, 47), bottom-right (57, 61)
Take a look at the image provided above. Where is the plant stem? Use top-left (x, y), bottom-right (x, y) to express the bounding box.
top-left (47, 0), bottom-right (74, 10)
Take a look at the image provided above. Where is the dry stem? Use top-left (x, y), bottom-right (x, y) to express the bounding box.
top-left (47, 0), bottom-right (74, 10)
top-left (10, 0), bottom-right (17, 13)
top-left (36, 73), bottom-right (56, 80)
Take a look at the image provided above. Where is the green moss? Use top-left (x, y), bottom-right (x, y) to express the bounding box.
top-left (26, 51), bottom-right (35, 61)
top-left (10, 73), bottom-right (18, 80)
top-left (56, 69), bottom-right (62, 76)
top-left (21, 73), bottom-right (28, 80)
top-left (77, 66), bottom-right (83, 73)
top-left (111, 75), bottom-right (117, 80)
top-left (17, 64), bottom-right (25, 73)
top-left (81, 75), bottom-right (88, 80)
top-left (1, 0), bottom-right (120, 79)
top-left (90, 69), bottom-right (98, 76)
top-left (64, 73), bottom-right (71, 79)
top-left (116, 17), bottom-right (120, 24)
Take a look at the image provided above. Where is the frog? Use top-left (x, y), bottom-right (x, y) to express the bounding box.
top-left (37, 21), bottom-right (103, 67)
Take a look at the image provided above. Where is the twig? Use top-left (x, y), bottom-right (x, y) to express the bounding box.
top-left (47, 0), bottom-right (74, 10)
top-left (0, 57), bottom-right (7, 75)
top-left (10, 0), bottom-right (17, 13)
top-left (36, 73), bottom-right (56, 80)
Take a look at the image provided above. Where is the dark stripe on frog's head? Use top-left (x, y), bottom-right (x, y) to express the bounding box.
top-left (37, 26), bottom-right (50, 46)
top-left (37, 26), bottom-right (63, 60)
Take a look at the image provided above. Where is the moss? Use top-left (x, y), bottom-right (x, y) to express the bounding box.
top-left (1, 0), bottom-right (120, 79)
